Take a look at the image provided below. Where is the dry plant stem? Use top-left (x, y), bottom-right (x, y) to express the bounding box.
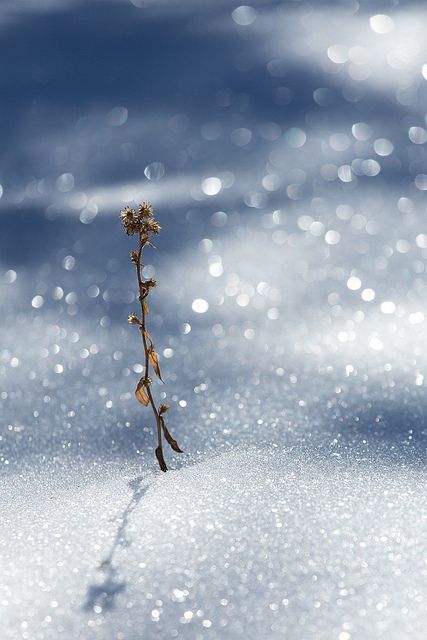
top-left (135, 235), bottom-right (166, 469)
top-left (121, 202), bottom-right (182, 471)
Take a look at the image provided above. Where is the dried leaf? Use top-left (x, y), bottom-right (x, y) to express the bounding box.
top-left (149, 349), bottom-right (163, 381)
top-left (155, 446), bottom-right (168, 472)
top-left (135, 378), bottom-right (149, 406)
top-left (161, 418), bottom-right (183, 453)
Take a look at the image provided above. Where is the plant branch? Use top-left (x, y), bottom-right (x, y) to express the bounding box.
top-left (121, 203), bottom-right (183, 472)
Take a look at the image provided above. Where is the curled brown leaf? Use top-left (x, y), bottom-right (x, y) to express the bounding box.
top-left (149, 348), bottom-right (163, 381)
top-left (135, 378), bottom-right (149, 406)
top-left (161, 417), bottom-right (183, 453)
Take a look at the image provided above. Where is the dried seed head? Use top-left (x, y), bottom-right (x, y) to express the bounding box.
top-left (145, 218), bottom-right (161, 235)
top-left (121, 205), bottom-right (135, 222)
top-left (159, 403), bottom-right (170, 414)
top-left (146, 278), bottom-right (157, 289)
top-left (121, 202), bottom-right (161, 237)
top-left (128, 313), bottom-right (141, 325)
top-left (130, 250), bottom-right (139, 263)
top-left (138, 202), bottom-right (154, 219)
top-left (120, 206), bottom-right (139, 235)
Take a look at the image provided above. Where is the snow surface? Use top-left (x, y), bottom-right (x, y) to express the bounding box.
top-left (2, 1), bottom-right (427, 638)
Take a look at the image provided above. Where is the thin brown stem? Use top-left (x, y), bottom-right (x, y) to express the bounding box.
top-left (134, 233), bottom-right (166, 471)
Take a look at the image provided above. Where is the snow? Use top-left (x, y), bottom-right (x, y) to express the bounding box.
top-left (2, 1), bottom-right (427, 638)
top-left (3, 451), bottom-right (427, 639)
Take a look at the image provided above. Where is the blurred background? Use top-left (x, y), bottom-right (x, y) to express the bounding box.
top-left (3, 0), bottom-right (427, 462)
